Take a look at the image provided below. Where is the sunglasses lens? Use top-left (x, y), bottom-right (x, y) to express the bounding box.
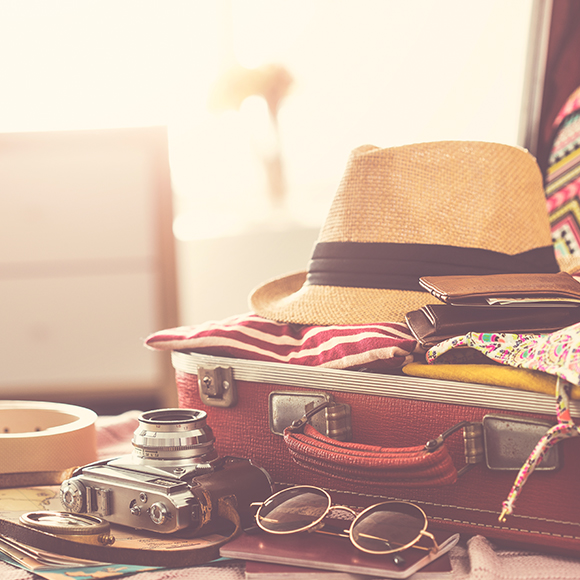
top-left (351, 502), bottom-right (427, 554)
top-left (256, 486), bottom-right (330, 533)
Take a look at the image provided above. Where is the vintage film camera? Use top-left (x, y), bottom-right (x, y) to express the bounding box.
top-left (60, 408), bottom-right (273, 534)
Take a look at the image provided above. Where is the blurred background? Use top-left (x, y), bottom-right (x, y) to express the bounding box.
top-left (0, 0), bottom-right (575, 413)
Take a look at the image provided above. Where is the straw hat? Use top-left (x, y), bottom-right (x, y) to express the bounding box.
top-left (249, 141), bottom-right (570, 325)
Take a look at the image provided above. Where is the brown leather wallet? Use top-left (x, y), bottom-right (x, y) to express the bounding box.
top-left (405, 303), bottom-right (580, 347)
top-left (419, 271), bottom-right (580, 306)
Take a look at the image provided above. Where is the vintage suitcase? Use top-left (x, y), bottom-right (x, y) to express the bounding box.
top-left (157, 141), bottom-right (580, 557)
top-left (170, 349), bottom-right (580, 556)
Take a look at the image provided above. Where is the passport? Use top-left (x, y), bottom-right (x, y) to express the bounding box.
top-left (221, 526), bottom-right (459, 579)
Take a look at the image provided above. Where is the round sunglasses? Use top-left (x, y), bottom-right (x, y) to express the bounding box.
top-left (252, 485), bottom-right (438, 555)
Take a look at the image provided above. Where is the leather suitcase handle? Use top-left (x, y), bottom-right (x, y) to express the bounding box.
top-left (283, 423), bottom-right (458, 487)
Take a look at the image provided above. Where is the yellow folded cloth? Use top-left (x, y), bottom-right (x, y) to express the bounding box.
top-left (402, 362), bottom-right (580, 400)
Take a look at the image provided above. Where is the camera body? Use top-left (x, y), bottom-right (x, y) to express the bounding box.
top-left (60, 409), bottom-right (273, 534)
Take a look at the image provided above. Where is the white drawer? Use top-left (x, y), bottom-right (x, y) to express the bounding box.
top-left (0, 271), bottom-right (159, 394)
top-left (0, 133), bottom-right (156, 265)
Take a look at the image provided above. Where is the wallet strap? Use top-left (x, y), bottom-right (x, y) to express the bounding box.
top-left (283, 423), bottom-right (458, 487)
top-left (0, 495), bottom-right (241, 568)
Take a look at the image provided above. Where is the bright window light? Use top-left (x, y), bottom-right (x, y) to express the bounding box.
top-left (0, 0), bottom-right (534, 241)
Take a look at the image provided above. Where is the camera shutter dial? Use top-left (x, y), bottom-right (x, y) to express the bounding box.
top-left (60, 479), bottom-right (86, 513)
top-left (149, 502), bottom-right (170, 525)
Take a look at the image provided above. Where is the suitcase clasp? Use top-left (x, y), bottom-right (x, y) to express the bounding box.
top-left (480, 414), bottom-right (560, 471)
top-left (426, 415), bottom-right (561, 474)
top-left (269, 392), bottom-right (352, 441)
top-left (197, 365), bottom-right (238, 408)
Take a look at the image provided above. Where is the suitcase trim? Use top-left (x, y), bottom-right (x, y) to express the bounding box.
top-left (292, 484), bottom-right (580, 542)
top-left (171, 351), bottom-right (580, 418)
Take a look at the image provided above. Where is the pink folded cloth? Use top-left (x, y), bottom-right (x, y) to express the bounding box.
top-left (145, 313), bottom-right (416, 372)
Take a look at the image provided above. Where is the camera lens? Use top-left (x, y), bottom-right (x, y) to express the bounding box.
top-left (132, 408), bottom-right (218, 464)
top-left (140, 409), bottom-right (206, 425)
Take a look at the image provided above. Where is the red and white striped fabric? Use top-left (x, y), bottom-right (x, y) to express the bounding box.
top-left (145, 313), bottom-right (417, 372)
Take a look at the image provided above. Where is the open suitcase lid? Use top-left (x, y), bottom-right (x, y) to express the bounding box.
top-left (171, 350), bottom-right (580, 419)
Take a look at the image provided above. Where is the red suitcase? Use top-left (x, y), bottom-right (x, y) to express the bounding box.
top-left (170, 349), bottom-right (580, 556)
top-left (158, 141), bottom-right (580, 557)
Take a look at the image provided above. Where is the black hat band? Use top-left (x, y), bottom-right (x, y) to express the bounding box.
top-left (305, 242), bottom-right (560, 291)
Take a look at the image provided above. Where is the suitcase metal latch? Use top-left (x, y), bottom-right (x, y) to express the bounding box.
top-left (426, 414), bottom-right (561, 474)
top-left (197, 365), bottom-right (237, 408)
top-left (269, 392), bottom-right (352, 441)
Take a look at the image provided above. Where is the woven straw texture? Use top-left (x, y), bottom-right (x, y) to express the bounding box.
top-left (319, 142), bottom-right (549, 251)
top-left (250, 141), bottom-right (560, 325)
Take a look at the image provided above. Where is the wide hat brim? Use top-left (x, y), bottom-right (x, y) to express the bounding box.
top-left (249, 141), bottom-right (580, 326)
top-left (250, 256), bottom-right (580, 326)
top-left (250, 271), bottom-right (446, 325)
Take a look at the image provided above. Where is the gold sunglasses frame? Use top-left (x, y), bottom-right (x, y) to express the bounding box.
top-left (253, 485), bottom-right (439, 556)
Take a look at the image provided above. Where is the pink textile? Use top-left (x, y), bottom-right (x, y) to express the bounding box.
top-left (2, 412), bottom-right (580, 579)
top-left (553, 86), bottom-right (580, 127)
top-left (144, 313), bottom-right (416, 371)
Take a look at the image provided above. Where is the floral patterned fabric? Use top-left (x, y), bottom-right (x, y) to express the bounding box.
top-left (426, 322), bottom-right (580, 386)
top-left (426, 323), bottom-right (580, 519)
top-left (500, 377), bottom-right (580, 519)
